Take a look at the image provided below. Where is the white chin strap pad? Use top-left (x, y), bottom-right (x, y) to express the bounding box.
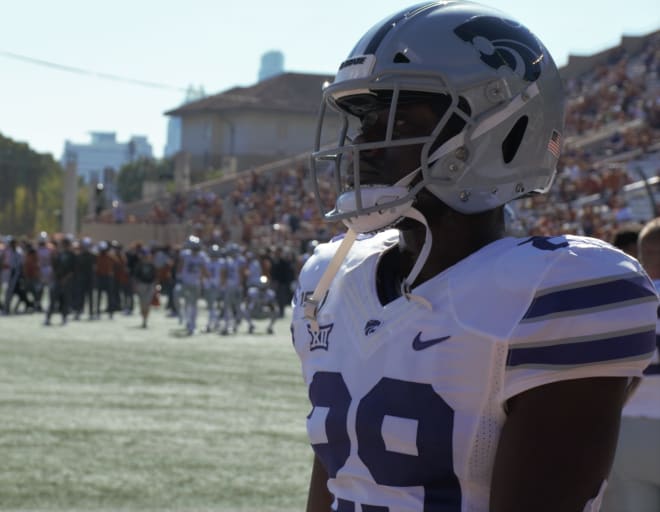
top-left (338, 187), bottom-right (413, 233)
top-left (336, 168), bottom-right (421, 234)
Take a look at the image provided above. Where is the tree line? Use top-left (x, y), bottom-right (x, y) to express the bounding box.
top-left (0, 131), bottom-right (193, 236)
top-left (0, 133), bottom-right (67, 236)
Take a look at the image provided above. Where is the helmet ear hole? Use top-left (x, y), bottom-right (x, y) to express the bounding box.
top-left (393, 52), bottom-right (410, 63)
top-left (502, 116), bottom-right (528, 164)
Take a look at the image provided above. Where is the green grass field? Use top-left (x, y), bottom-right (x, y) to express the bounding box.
top-left (0, 307), bottom-right (311, 511)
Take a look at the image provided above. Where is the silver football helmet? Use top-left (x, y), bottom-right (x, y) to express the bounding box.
top-left (209, 244), bottom-right (221, 259)
top-left (311, 0), bottom-right (565, 233)
top-left (185, 235), bottom-right (202, 252)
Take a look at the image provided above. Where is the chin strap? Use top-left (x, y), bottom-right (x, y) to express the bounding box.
top-left (304, 207), bottom-right (434, 333)
top-left (399, 207), bottom-right (433, 311)
top-left (302, 83), bottom-right (542, 328)
top-left (304, 229), bottom-right (357, 332)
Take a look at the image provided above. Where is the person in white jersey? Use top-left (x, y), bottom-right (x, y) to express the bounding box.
top-left (245, 251), bottom-right (264, 289)
top-left (291, 2), bottom-right (659, 511)
top-left (203, 244), bottom-right (223, 333)
top-left (179, 236), bottom-right (208, 335)
top-left (219, 243), bottom-right (245, 335)
top-left (602, 217), bottom-right (660, 512)
top-left (35, 232), bottom-right (53, 312)
top-left (243, 275), bottom-right (278, 335)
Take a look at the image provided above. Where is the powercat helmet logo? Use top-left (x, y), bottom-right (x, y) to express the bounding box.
top-left (454, 16), bottom-right (545, 82)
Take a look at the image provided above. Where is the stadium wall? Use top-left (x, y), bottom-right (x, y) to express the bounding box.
top-left (561, 29), bottom-right (659, 81)
top-left (80, 222), bottom-right (188, 247)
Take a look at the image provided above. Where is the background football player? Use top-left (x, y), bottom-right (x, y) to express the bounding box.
top-left (219, 243), bottom-right (245, 335)
top-left (292, 2), bottom-right (659, 512)
top-left (243, 275), bottom-right (278, 335)
top-left (179, 235), bottom-right (208, 335)
top-left (203, 244), bottom-right (223, 333)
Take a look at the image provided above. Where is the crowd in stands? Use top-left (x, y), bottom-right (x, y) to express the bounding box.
top-left (92, 32), bottom-right (660, 258)
top-left (15, 32), bottom-right (659, 300)
top-left (133, 165), bottom-right (339, 258)
top-left (514, 32), bottom-right (660, 241)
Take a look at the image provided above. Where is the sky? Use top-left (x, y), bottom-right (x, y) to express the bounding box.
top-left (1, 0), bottom-right (658, 160)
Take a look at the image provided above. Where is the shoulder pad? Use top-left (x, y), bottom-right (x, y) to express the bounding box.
top-left (450, 235), bottom-right (652, 337)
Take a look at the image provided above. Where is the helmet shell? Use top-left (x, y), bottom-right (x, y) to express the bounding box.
top-left (312, 0), bottom-right (565, 217)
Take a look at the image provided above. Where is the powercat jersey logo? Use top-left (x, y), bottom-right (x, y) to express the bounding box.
top-left (454, 16), bottom-right (545, 82)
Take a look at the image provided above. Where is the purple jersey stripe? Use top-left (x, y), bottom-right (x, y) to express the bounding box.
top-left (336, 499), bottom-right (355, 512)
top-left (507, 329), bottom-right (656, 367)
top-left (336, 500), bottom-right (389, 512)
top-left (522, 275), bottom-right (655, 320)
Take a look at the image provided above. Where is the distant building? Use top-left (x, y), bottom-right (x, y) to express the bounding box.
top-left (164, 85), bottom-right (206, 157)
top-left (165, 72), bottom-right (339, 174)
top-left (258, 50), bottom-right (284, 82)
top-left (62, 131), bottom-right (153, 183)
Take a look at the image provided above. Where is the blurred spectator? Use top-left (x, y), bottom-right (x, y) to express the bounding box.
top-left (612, 224), bottom-right (643, 259)
top-left (133, 248), bottom-right (157, 329)
top-left (269, 246), bottom-right (296, 318)
top-left (95, 241), bottom-right (116, 319)
top-left (45, 238), bottom-right (75, 326)
top-left (21, 243), bottom-right (40, 312)
top-left (601, 216), bottom-right (660, 512)
top-left (2, 237), bottom-right (23, 315)
top-left (74, 238), bottom-right (97, 320)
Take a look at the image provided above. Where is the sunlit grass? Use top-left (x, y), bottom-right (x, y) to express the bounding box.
top-left (0, 308), bottom-right (311, 511)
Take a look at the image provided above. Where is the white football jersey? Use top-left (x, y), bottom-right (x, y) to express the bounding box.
top-left (221, 255), bottom-right (245, 289)
top-left (247, 285), bottom-right (277, 307)
top-left (292, 230), bottom-right (658, 512)
top-left (246, 258), bottom-right (263, 287)
top-left (204, 258), bottom-right (223, 290)
top-left (180, 249), bottom-right (207, 286)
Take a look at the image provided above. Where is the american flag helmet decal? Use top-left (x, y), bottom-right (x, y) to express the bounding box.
top-left (547, 130), bottom-right (562, 158)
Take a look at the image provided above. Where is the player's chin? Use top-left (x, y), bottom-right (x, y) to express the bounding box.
top-left (395, 216), bottom-right (425, 232)
top-left (410, 191), bottom-right (454, 219)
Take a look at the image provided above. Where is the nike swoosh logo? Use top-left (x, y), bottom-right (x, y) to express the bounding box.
top-left (412, 331), bottom-right (451, 351)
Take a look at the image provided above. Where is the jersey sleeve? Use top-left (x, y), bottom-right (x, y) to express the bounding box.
top-left (503, 236), bottom-right (659, 402)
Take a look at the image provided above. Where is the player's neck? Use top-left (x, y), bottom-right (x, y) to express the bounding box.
top-left (399, 211), bottom-right (504, 287)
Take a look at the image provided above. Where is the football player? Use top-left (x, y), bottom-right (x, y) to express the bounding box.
top-left (292, 2), bottom-right (659, 512)
top-left (602, 217), bottom-right (660, 512)
top-left (203, 244), bottom-right (223, 333)
top-left (245, 251), bottom-right (264, 289)
top-left (179, 235), bottom-right (208, 335)
top-left (243, 275), bottom-right (278, 335)
top-left (219, 243), bottom-right (245, 335)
